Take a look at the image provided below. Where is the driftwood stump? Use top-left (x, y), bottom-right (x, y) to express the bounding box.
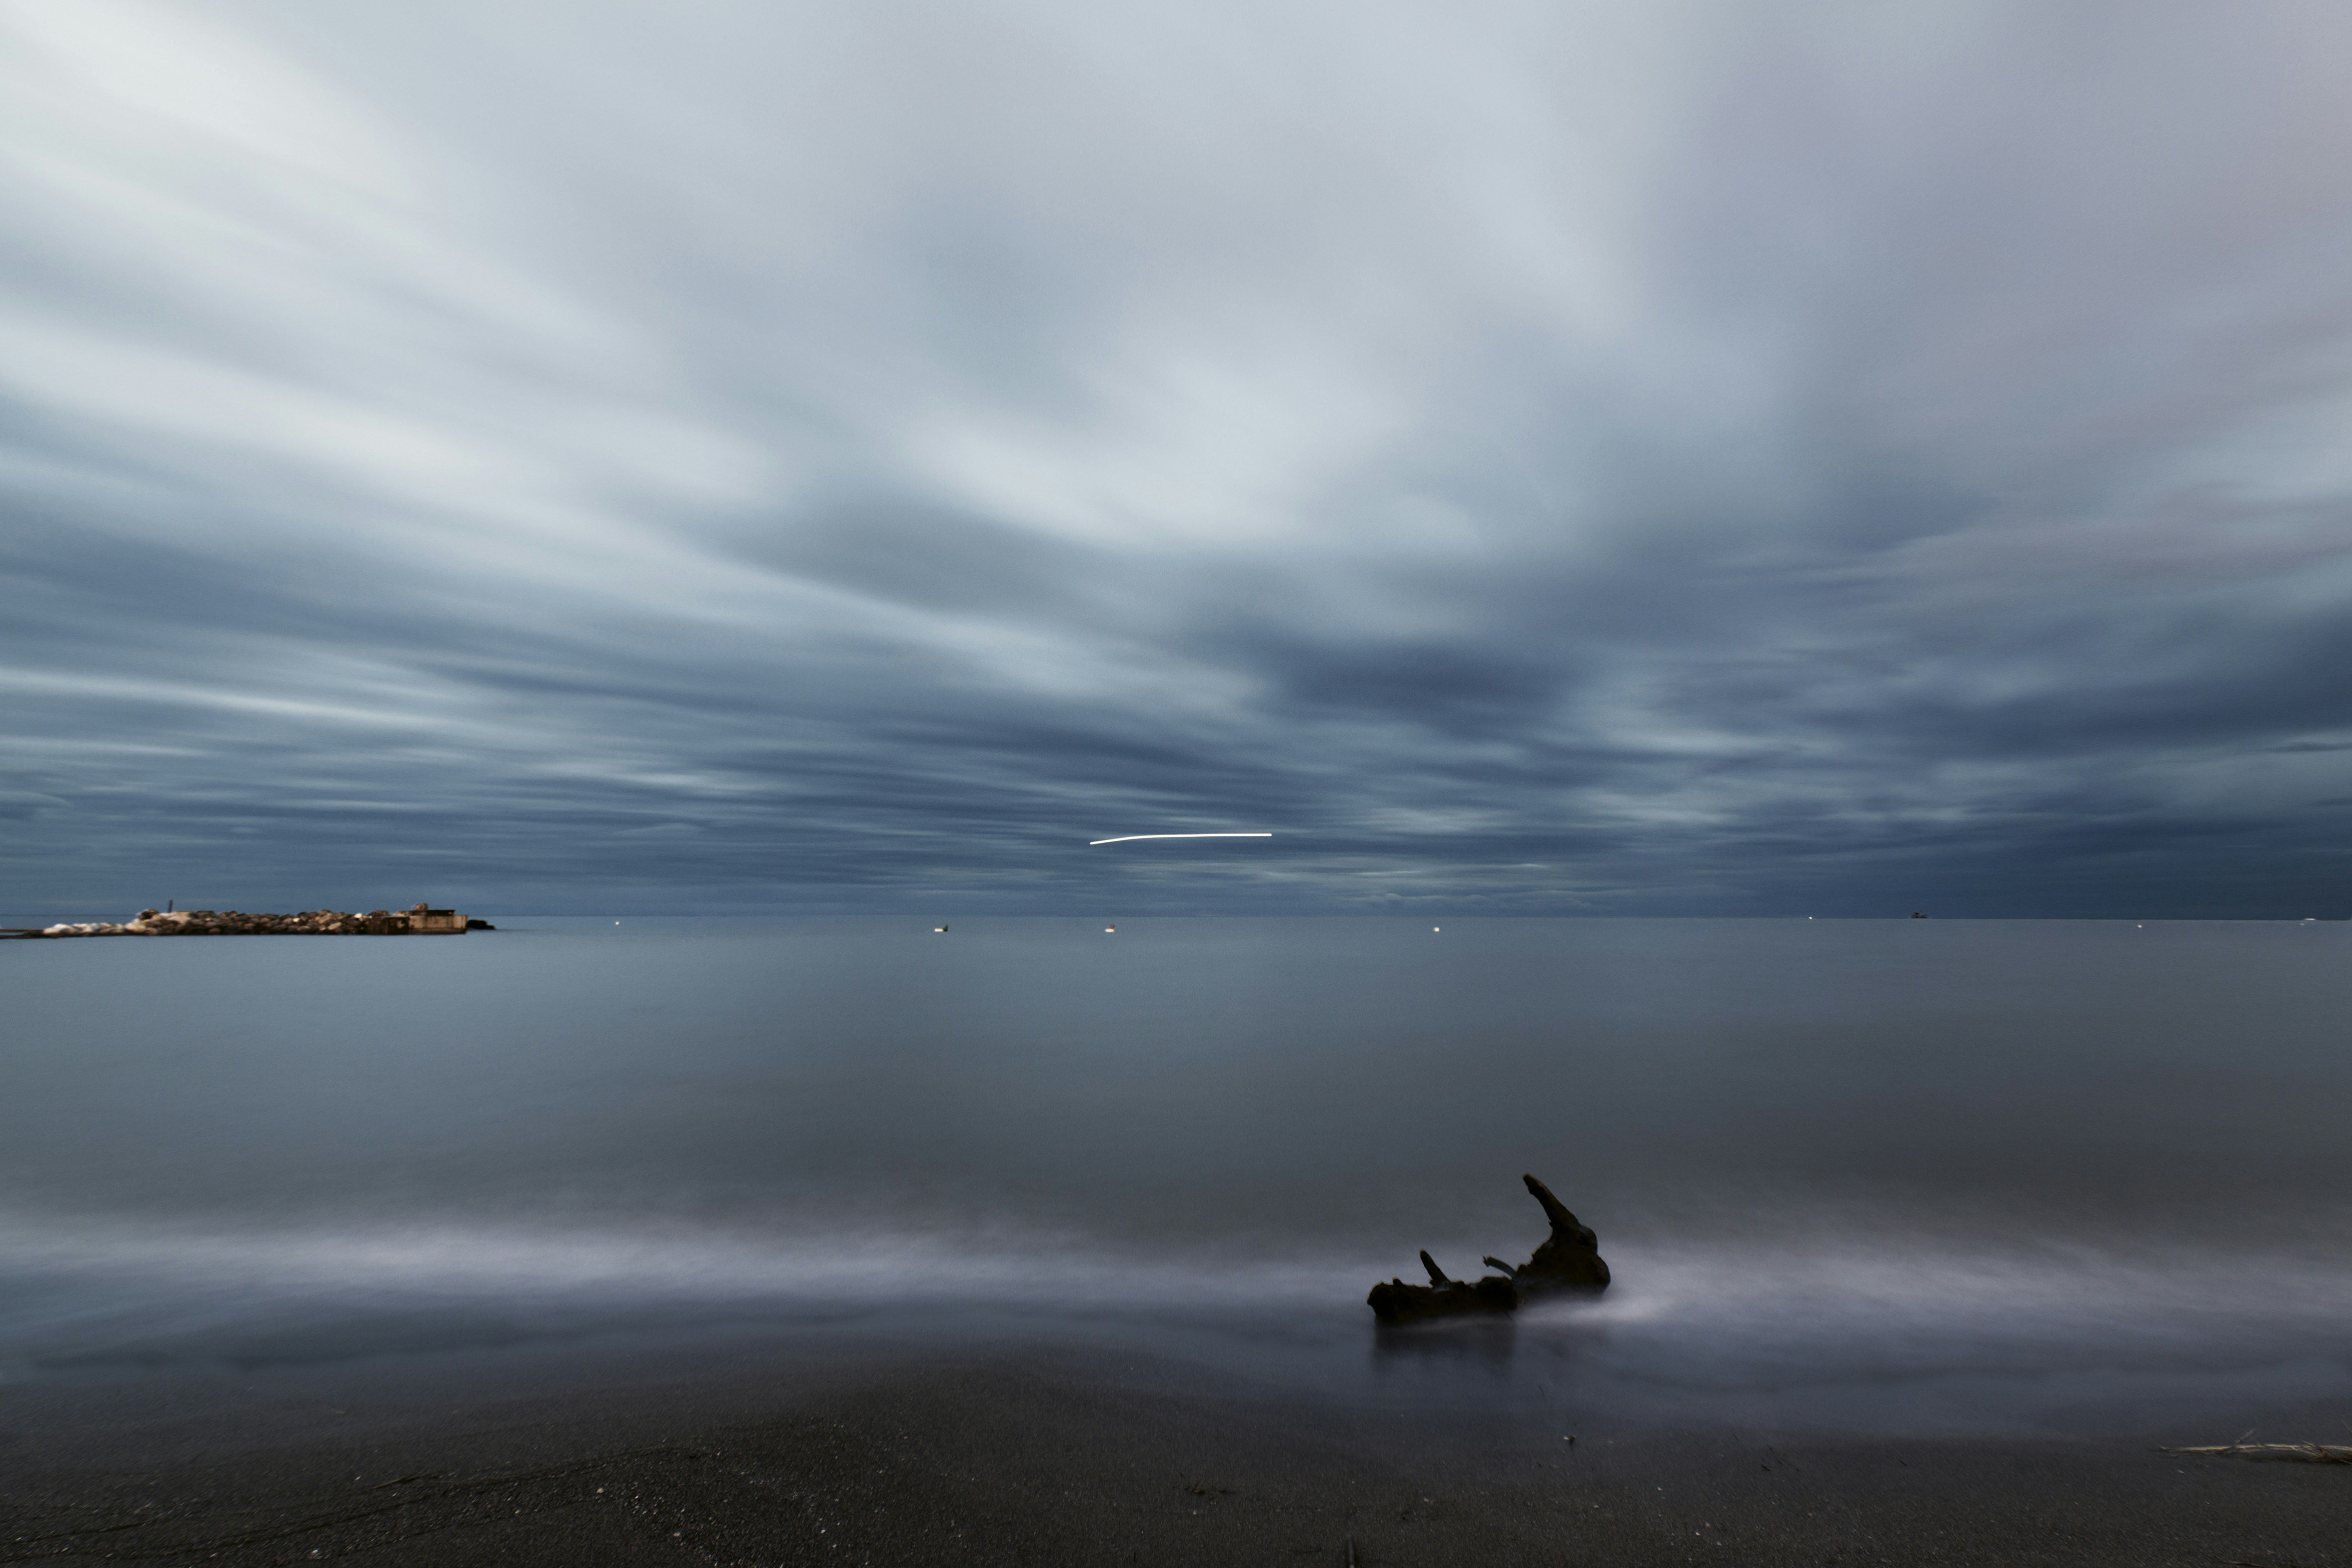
top-left (1485, 1174), bottom-right (1611, 1293)
top-left (1366, 1250), bottom-right (1517, 1323)
top-left (1366, 1174), bottom-right (1609, 1323)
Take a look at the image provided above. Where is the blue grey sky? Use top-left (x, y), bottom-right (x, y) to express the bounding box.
top-left (6, 0), bottom-right (2352, 915)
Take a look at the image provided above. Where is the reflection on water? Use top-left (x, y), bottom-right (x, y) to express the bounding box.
top-left (3, 916), bottom-right (2349, 1433)
top-left (1372, 1315), bottom-right (1521, 1375)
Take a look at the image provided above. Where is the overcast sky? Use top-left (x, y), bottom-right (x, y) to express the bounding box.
top-left (6, 0), bottom-right (2352, 916)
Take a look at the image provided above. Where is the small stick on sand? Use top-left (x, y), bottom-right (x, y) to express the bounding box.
top-left (2157, 1442), bottom-right (2352, 1463)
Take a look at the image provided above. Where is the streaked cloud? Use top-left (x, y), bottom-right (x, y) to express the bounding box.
top-left (6, 0), bottom-right (2352, 915)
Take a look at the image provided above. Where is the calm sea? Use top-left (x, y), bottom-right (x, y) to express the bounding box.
top-left (5, 917), bottom-right (2349, 1435)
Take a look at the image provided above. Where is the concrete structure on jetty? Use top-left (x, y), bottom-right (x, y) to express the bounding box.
top-left (18, 902), bottom-right (488, 938)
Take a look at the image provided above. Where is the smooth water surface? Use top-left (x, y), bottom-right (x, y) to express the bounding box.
top-left (5, 917), bottom-right (2349, 1434)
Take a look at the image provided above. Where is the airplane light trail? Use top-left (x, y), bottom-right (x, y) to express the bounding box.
top-left (1088, 833), bottom-right (1274, 846)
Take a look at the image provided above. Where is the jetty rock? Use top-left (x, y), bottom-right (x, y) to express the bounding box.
top-left (28, 903), bottom-right (486, 937)
top-left (1367, 1173), bottom-right (1609, 1324)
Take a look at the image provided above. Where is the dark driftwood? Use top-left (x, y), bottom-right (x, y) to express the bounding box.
top-left (1489, 1174), bottom-right (1611, 1293)
top-left (1365, 1250), bottom-right (1517, 1323)
top-left (1366, 1174), bottom-right (1609, 1323)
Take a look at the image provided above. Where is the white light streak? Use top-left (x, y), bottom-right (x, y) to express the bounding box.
top-left (1087, 833), bottom-right (1274, 846)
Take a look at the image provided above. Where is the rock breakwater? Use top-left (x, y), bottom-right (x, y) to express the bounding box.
top-left (16, 902), bottom-right (487, 938)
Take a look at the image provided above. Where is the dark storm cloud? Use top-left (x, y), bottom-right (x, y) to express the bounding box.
top-left (6, 0), bottom-right (2352, 915)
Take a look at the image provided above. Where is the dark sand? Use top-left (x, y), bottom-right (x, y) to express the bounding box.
top-left (6, 1342), bottom-right (2349, 1567)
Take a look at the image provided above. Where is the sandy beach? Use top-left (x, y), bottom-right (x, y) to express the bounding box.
top-left (9, 1343), bottom-right (2348, 1567)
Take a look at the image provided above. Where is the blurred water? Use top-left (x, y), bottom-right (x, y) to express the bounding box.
top-left (4, 916), bottom-right (2349, 1434)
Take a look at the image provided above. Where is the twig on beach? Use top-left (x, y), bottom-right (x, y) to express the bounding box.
top-left (370, 1471), bottom-right (434, 1489)
top-left (2157, 1441), bottom-right (2352, 1463)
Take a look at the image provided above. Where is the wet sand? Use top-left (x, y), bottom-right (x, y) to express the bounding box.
top-left (7, 1345), bottom-right (2348, 1566)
